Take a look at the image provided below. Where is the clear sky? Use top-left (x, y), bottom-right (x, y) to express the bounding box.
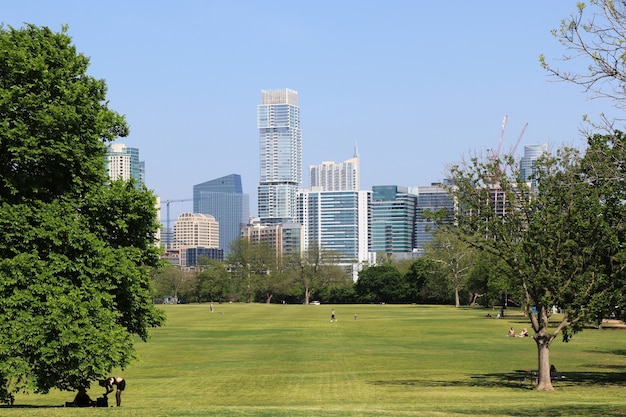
top-left (3, 1), bottom-right (619, 222)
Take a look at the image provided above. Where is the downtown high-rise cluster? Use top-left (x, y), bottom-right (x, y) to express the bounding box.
top-left (106, 89), bottom-right (547, 277)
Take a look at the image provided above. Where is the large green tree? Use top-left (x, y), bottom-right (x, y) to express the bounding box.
top-left (424, 228), bottom-right (475, 307)
top-left (449, 134), bottom-right (626, 391)
top-left (0, 24), bottom-right (164, 404)
top-left (355, 264), bottom-right (406, 304)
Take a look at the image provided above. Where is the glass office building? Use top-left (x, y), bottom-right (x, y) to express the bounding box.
top-left (370, 185), bottom-right (417, 255)
top-left (520, 144), bottom-right (548, 190)
top-left (193, 174), bottom-right (249, 255)
top-left (411, 183), bottom-right (455, 255)
top-left (297, 189), bottom-right (371, 280)
top-left (257, 89), bottom-right (302, 225)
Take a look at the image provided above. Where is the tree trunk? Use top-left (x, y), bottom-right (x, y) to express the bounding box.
top-left (454, 287), bottom-right (460, 307)
top-left (265, 294), bottom-right (273, 304)
top-left (534, 335), bottom-right (554, 391)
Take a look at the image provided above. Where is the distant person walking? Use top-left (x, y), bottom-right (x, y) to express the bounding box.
top-left (210, 302), bottom-right (214, 313)
top-left (331, 309), bottom-right (336, 322)
top-left (99, 376), bottom-right (125, 407)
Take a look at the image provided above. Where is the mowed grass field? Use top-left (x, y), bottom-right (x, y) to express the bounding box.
top-left (5, 303), bottom-right (626, 416)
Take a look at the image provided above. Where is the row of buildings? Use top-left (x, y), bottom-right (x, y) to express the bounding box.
top-left (105, 89), bottom-right (547, 280)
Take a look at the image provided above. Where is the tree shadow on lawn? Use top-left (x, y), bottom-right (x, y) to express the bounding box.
top-left (0, 405), bottom-right (65, 409)
top-left (370, 369), bottom-right (626, 390)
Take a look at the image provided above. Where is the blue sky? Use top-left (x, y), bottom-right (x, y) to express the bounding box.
top-left (3, 1), bottom-right (619, 222)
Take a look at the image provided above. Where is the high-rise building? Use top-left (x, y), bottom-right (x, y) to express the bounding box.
top-left (193, 174), bottom-right (250, 254)
top-left (410, 182), bottom-right (455, 255)
top-left (173, 212), bottom-right (219, 249)
top-left (240, 220), bottom-right (302, 259)
top-left (370, 185), bottom-right (417, 258)
top-left (257, 89), bottom-right (302, 225)
top-left (297, 189), bottom-right (371, 280)
top-left (105, 143), bottom-right (145, 186)
top-left (520, 144), bottom-right (548, 189)
top-left (310, 147), bottom-right (360, 191)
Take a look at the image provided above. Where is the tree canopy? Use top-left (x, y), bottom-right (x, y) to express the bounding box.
top-left (448, 132), bottom-right (626, 390)
top-left (0, 24), bottom-right (164, 404)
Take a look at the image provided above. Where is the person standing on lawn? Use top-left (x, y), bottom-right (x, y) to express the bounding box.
top-left (99, 376), bottom-right (126, 407)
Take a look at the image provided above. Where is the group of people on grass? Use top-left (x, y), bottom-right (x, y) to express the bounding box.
top-left (508, 327), bottom-right (529, 337)
top-left (67, 376), bottom-right (125, 407)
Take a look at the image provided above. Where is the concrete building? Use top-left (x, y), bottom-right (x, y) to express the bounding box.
top-left (241, 220), bottom-right (302, 259)
top-left (173, 212), bottom-right (219, 249)
top-left (105, 143), bottom-right (144, 186)
top-left (310, 147), bottom-right (360, 192)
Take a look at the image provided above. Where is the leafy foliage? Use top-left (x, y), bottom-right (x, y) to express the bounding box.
top-left (355, 264), bottom-right (407, 303)
top-left (448, 133), bottom-right (626, 390)
top-left (0, 24), bottom-right (163, 403)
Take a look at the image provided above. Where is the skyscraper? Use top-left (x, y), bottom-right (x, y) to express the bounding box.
top-left (410, 182), bottom-right (455, 255)
top-left (309, 147), bottom-right (360, 191)
top-left (257, 88), bottom-right (302, 225)
top-left (520, 144), bottom-right (548, 189)
top-left (297, 189), bottom-right (371, 280)
top-left (370, 185), bottom-right (417, 257)
top-left (105, 143), bottom-right (145, 186)
top-left (193, 174), bottom-right (250, 254)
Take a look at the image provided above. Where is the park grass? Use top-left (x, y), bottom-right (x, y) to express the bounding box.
top-left (5, 303), bottom-right (626, 416)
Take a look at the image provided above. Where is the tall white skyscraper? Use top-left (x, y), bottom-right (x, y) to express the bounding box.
top-left (105, 143), bottom-right (145, 186)
top-left (257, 89), bottom-right (302, 225)
top-left (309, 147), bottom-right (360, 191)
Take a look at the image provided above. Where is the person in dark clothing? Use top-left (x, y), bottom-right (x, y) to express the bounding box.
top-left (66, 387), bottom-right (95, 407)
top-left (99, 376), bottom-right (126, 406)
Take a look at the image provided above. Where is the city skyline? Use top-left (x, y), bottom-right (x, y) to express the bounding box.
top-left (3, 2), bottom-right (621, 222)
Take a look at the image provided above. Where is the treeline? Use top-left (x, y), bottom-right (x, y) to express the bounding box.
top-left (153, 235), bottom-right (511, 307)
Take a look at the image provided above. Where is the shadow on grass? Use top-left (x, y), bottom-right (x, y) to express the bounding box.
top-left (0, 405), bottom-right (64, 409)
top-left (370, 370), bottom-right (626, 390)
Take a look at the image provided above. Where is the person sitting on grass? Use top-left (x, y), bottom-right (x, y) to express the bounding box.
top-left (508, 327), bottom-right (515, 337)
top-left (550, 364), bottom-right (561, 380)
top-left (518, 328), bottom-right (529, 337)
top-left (66, 387), bottom-right (95, 407)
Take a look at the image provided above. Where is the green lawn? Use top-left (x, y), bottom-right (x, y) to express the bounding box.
top-left (5, 303), bottom-right (626, 416)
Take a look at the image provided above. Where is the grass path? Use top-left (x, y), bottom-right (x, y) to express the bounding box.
top-left (5, 303), bottom-right (626, 416)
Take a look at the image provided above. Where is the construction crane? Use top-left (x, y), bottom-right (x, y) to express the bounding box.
top-left (488, 115), bottom-right (508, 165)
top-left (488, 115), bottom-right (528, 177)
top-left (163, 198), bottom-right (192, 249)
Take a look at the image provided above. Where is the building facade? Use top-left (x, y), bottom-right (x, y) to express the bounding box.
top-left (240, 220), bottom-right (302, 259)
top-left (297, 189), bottom-right (371, 280)
top-left (257, 89), bottom-right (302, 225)
top-left (309, 147), bottom-right (360, 191)
top-left (520, 144), bottom-right (549, 189)
top-left (105, 143), bottom-right (145, 185)
top-left (179, 247), bottom-right (224, 267)
top-left (410, 182), bottom-right (455, 255)
top-left (370, 185), bottom-right (417, 258)
top-left (173, 212), bottom-right (219, 249)
top-left (193, 174), bottom-right (249, 254)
